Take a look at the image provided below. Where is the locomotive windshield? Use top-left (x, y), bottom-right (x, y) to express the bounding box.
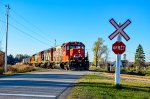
top-left (67, 45), bottom-right (84, 50)
top-left (70, 46), bottom-right (76, 49)
top-left (70, 45), bottom-right (83, 49)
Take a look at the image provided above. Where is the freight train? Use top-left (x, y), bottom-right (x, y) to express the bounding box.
top-left (23, 42), bottom-right (89, 70)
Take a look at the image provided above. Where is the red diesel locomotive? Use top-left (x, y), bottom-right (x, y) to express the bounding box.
top-left (23, 41), bottom-right (89, 70)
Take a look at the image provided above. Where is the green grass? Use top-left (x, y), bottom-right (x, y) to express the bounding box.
top-left (67, 74), bottom-right (150, 99)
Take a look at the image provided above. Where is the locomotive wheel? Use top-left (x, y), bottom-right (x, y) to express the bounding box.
top-left (47, 62), bottom-right (51, 68)
top-left (32, 63), bottom-right (36, 67)
top-left (40, 63), bottom-right (44, 68)
top-left (60, 63), bottom-right (64, 69)
top-left (64, 66), bottom-right (67, 70)
top-left (64, 64), bottom-right (70, 70)
top-left (67, 65), bottom-right (70, 70)
top-left (51, 63), bottom-right (55, 69)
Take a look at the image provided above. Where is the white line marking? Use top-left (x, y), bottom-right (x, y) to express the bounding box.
top-left (0, 93), bottom-right (56, 98)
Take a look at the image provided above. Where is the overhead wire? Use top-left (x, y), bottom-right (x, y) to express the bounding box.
top-left (10, 16), bottom-right (53, 45)
top-left (0, 19), bottom-right (50, 47)
top-left (11, 9), bottom-right (53, 44)
top-left (0, 3), bottom-right (54, 48)
top-left (0, 21), bottom-right (5, 41)
top-left (0, 2), bottom-right (54, 47)
top-left (0, 10), bottom-right (5, 50)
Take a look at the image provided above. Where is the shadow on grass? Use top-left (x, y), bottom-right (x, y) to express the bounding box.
top-left (76, 82), bottom-right (150, 93)
top-left (122, 85), bottom-right (150, 92)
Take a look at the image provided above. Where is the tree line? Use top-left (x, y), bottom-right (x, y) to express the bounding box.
top-left (92, 37), bottom-right (146, 68)
top-left (92, 37), bottom-right (149, 75)
top-left (7, 54), bottom-right (30, 65)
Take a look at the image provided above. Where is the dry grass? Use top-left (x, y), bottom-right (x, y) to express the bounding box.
top-left (89, 66), bottom-right (97, 70)
top-left (8, 65), bottom-right (36, 73)
top-left (3, 71), bottom-right (14, 76)
top-left (101, 72), bottom-right (150, 82)
top-left (89, 66), bottom-right (107, 72)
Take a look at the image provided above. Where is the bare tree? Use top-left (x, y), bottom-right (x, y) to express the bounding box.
top-left (104, 50), bottom-right (109, 64)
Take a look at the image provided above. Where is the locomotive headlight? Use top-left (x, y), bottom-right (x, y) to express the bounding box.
top-left (78, 50), bottom-right (80, 53)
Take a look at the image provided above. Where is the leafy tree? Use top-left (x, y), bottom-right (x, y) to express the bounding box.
top-left (92, 38), bottom-right (107, 67)
top-left (134, 44), bottom-right (145, 69)
top-left (7, 54), bottom-right (15, 65)
top-left (104, 50), bottom-right (109, 65)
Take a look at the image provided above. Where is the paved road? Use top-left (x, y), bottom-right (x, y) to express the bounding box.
top-left (0, 70), bottom-right (91, 99)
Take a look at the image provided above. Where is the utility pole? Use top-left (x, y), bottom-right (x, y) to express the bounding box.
top-left (4, 4), bottom-right (10, 73)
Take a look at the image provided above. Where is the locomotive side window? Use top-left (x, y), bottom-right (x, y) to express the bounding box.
top-left (66, 46), bottom-right (69, 50)
top-left (82, 46), bottom-right (85, 49)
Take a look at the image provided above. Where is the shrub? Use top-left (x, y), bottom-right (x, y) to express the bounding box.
top-left (0, 67), bottom-right (4, 74)
top-left (8, 65), bottom-right (36, 73)
top-left (145, 66), bottom-right (150, 76)
top-left (8, 66), bottom-right (17, 72)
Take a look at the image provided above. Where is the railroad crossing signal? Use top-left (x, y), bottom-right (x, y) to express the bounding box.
top-left (112, 41), bottom-right (126, 54)
top-left (108, 18), bottom-right (131, 85)
top-left (109, 18), bottom-right (131, 41)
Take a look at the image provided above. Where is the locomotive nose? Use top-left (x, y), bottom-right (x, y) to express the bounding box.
top-left (70, 49), bottom-right (83, 58)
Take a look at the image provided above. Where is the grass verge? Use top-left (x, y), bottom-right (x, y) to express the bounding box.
top-left (67, 74), bottom-right (150, 99)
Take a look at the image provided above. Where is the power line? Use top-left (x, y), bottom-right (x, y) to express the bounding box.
top-left (0, 19), bottom-right (50, 47)
top-left (0, 20), bottom-right (5, 41)
top-left (10, 24), bottom-right (50, 47)
top-left (10, 16), bottom-right (53, 46)
top-left (11, 9), bottom-right (53, 44)
top-left (0, 4), bottom-right (53, 47)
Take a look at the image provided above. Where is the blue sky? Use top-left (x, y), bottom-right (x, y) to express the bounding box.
top-left (0, 0), bottom-right (150, 62)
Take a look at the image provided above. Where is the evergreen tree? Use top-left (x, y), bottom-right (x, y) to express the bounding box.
top-left (134, 44), bottom-right (145, 68)
top-left (7, 54), bottom-right (15, 65)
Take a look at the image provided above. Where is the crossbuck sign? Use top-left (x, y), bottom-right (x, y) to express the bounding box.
top-left (109, 18), bottom-right (131, 41)
top-left (108, 18), bottom-right (131, 85)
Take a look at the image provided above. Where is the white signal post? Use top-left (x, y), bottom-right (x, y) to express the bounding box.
top-left (115, 34), bottom-right (121, 85)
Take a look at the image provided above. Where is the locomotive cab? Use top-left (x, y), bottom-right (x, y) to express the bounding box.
top-left (66, 42), bottom-right (89, 70)
top-left (70, 45), bottom-right (84, 59)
